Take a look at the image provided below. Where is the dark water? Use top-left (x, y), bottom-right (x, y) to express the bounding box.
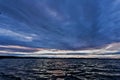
top-left (0, 59), bottom-right (120, 80)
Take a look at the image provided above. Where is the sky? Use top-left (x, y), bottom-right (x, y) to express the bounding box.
top-left (0, 0), bottom-right (120, 52)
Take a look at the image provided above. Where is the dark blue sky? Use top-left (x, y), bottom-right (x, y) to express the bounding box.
top-left (0, 0), bottom-right (120, 50)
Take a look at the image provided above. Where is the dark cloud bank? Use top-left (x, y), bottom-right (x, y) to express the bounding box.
top-left (0, 0), bottom-right (120, 50)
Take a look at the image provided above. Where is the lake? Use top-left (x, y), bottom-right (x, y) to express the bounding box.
top-left (0, 58), bottom-right (120, 80)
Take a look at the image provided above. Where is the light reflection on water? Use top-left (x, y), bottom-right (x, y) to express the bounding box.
top-left (0, 58), bottom-right (120, 80)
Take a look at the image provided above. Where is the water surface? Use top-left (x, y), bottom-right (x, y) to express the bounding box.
top-left (0, 58), bottom-right (120, 80)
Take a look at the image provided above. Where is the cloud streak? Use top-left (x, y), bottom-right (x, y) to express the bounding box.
top-left (0, 28), bottom-right (36, 41)
top-left (0, 43), bottom-right (120, 58)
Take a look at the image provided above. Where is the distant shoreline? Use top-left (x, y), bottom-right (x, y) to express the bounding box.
top-left (0, 56), bottom-right (119, 60)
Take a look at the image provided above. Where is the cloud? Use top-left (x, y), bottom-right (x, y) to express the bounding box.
top-left (0, 43), bottom-right (120, 58)
top-left (0, 28), bottom-right (36, 42)
top-left (0, 45), bottom-right (39, 53)
top-left (0, 0), bottom-right (120, 50)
